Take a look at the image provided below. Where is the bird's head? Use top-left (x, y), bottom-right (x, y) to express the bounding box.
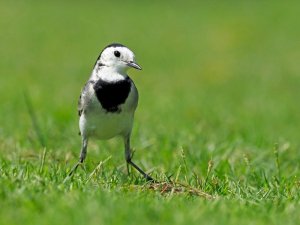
top-left (96, 43), bottom-right (142, 72)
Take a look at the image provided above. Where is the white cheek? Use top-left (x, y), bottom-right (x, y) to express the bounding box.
top-left (102, 54), bottom-right (112, 63)
top-left (122, 52), bottom-right (132, 62)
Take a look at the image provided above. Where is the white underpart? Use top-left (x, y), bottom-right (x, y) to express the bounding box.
top-left (80, 108), bottom-right (135, 140)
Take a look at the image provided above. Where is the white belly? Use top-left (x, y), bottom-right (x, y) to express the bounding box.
top-left (79, 111), bottom-right (134, 140)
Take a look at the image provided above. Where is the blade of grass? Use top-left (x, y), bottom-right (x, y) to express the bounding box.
top-left (85, 156), bottom-right (112, 184)
top-left (39, 147), bottom-right (47, 173)
top-left (23, 90), bottom-right (46, 148)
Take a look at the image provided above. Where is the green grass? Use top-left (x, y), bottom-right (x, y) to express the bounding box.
top-left (1, 1), bottom-right (300, 224)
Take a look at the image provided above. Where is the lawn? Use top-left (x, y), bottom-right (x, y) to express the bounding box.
top-left (1, 1), bottom-right (300, 224)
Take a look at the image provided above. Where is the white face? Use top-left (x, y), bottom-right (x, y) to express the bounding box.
top-left (98, 46), bottom-right (141, 71)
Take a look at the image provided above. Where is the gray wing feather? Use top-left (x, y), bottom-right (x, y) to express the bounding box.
top-left (78, 81), bottom-right (94, 116)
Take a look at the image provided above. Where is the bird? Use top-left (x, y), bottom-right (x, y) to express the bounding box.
top-left (68, 43), bottom-right (153, 181)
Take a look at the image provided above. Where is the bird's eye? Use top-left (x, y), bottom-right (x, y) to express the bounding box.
top-left (114, 51), bottom-right (121, 58)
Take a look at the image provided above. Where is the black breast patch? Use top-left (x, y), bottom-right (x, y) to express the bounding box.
top-left (93, 77), bottom-right (131, 113)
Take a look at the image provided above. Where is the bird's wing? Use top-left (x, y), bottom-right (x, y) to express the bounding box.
top-left (78, 80), bottom-right (95, 116)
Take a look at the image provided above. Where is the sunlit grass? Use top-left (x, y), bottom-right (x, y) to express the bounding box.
top-left (0, 1), bottom-right (300, 225)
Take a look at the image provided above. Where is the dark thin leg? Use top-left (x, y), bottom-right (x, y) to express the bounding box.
top-left (126, 160), bottom-right (131, 176)
top-left (68, 137), bottom-right (88, 177)
top-left (124, 135), bottom-right (154, 182)
top-left (126, 150), bottom-right (135, 175)
top-left (128, 160), bottom-right (154, 181)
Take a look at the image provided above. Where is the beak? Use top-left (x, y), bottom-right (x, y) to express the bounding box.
top-left (127, 61), bottom-right (142, 70)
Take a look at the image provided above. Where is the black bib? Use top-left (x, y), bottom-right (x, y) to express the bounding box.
top-left (93, 77), bottom-right (131, 113)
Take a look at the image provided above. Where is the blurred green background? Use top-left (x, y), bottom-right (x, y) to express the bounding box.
top-left (0, 1), bottom-right (300, 225)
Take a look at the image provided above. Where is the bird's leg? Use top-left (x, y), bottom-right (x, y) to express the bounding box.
top-left (124, 135), bottom-right (154, 182)
top-left (126, 159), bottom-right (131, 176)
top-left (126, 150), bottom-right (135, 175)
top-left (68, 137), bottom-right (88, 177)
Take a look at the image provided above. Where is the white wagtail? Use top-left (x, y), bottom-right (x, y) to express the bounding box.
top-left (68, 43), bottom-right (153, 181)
